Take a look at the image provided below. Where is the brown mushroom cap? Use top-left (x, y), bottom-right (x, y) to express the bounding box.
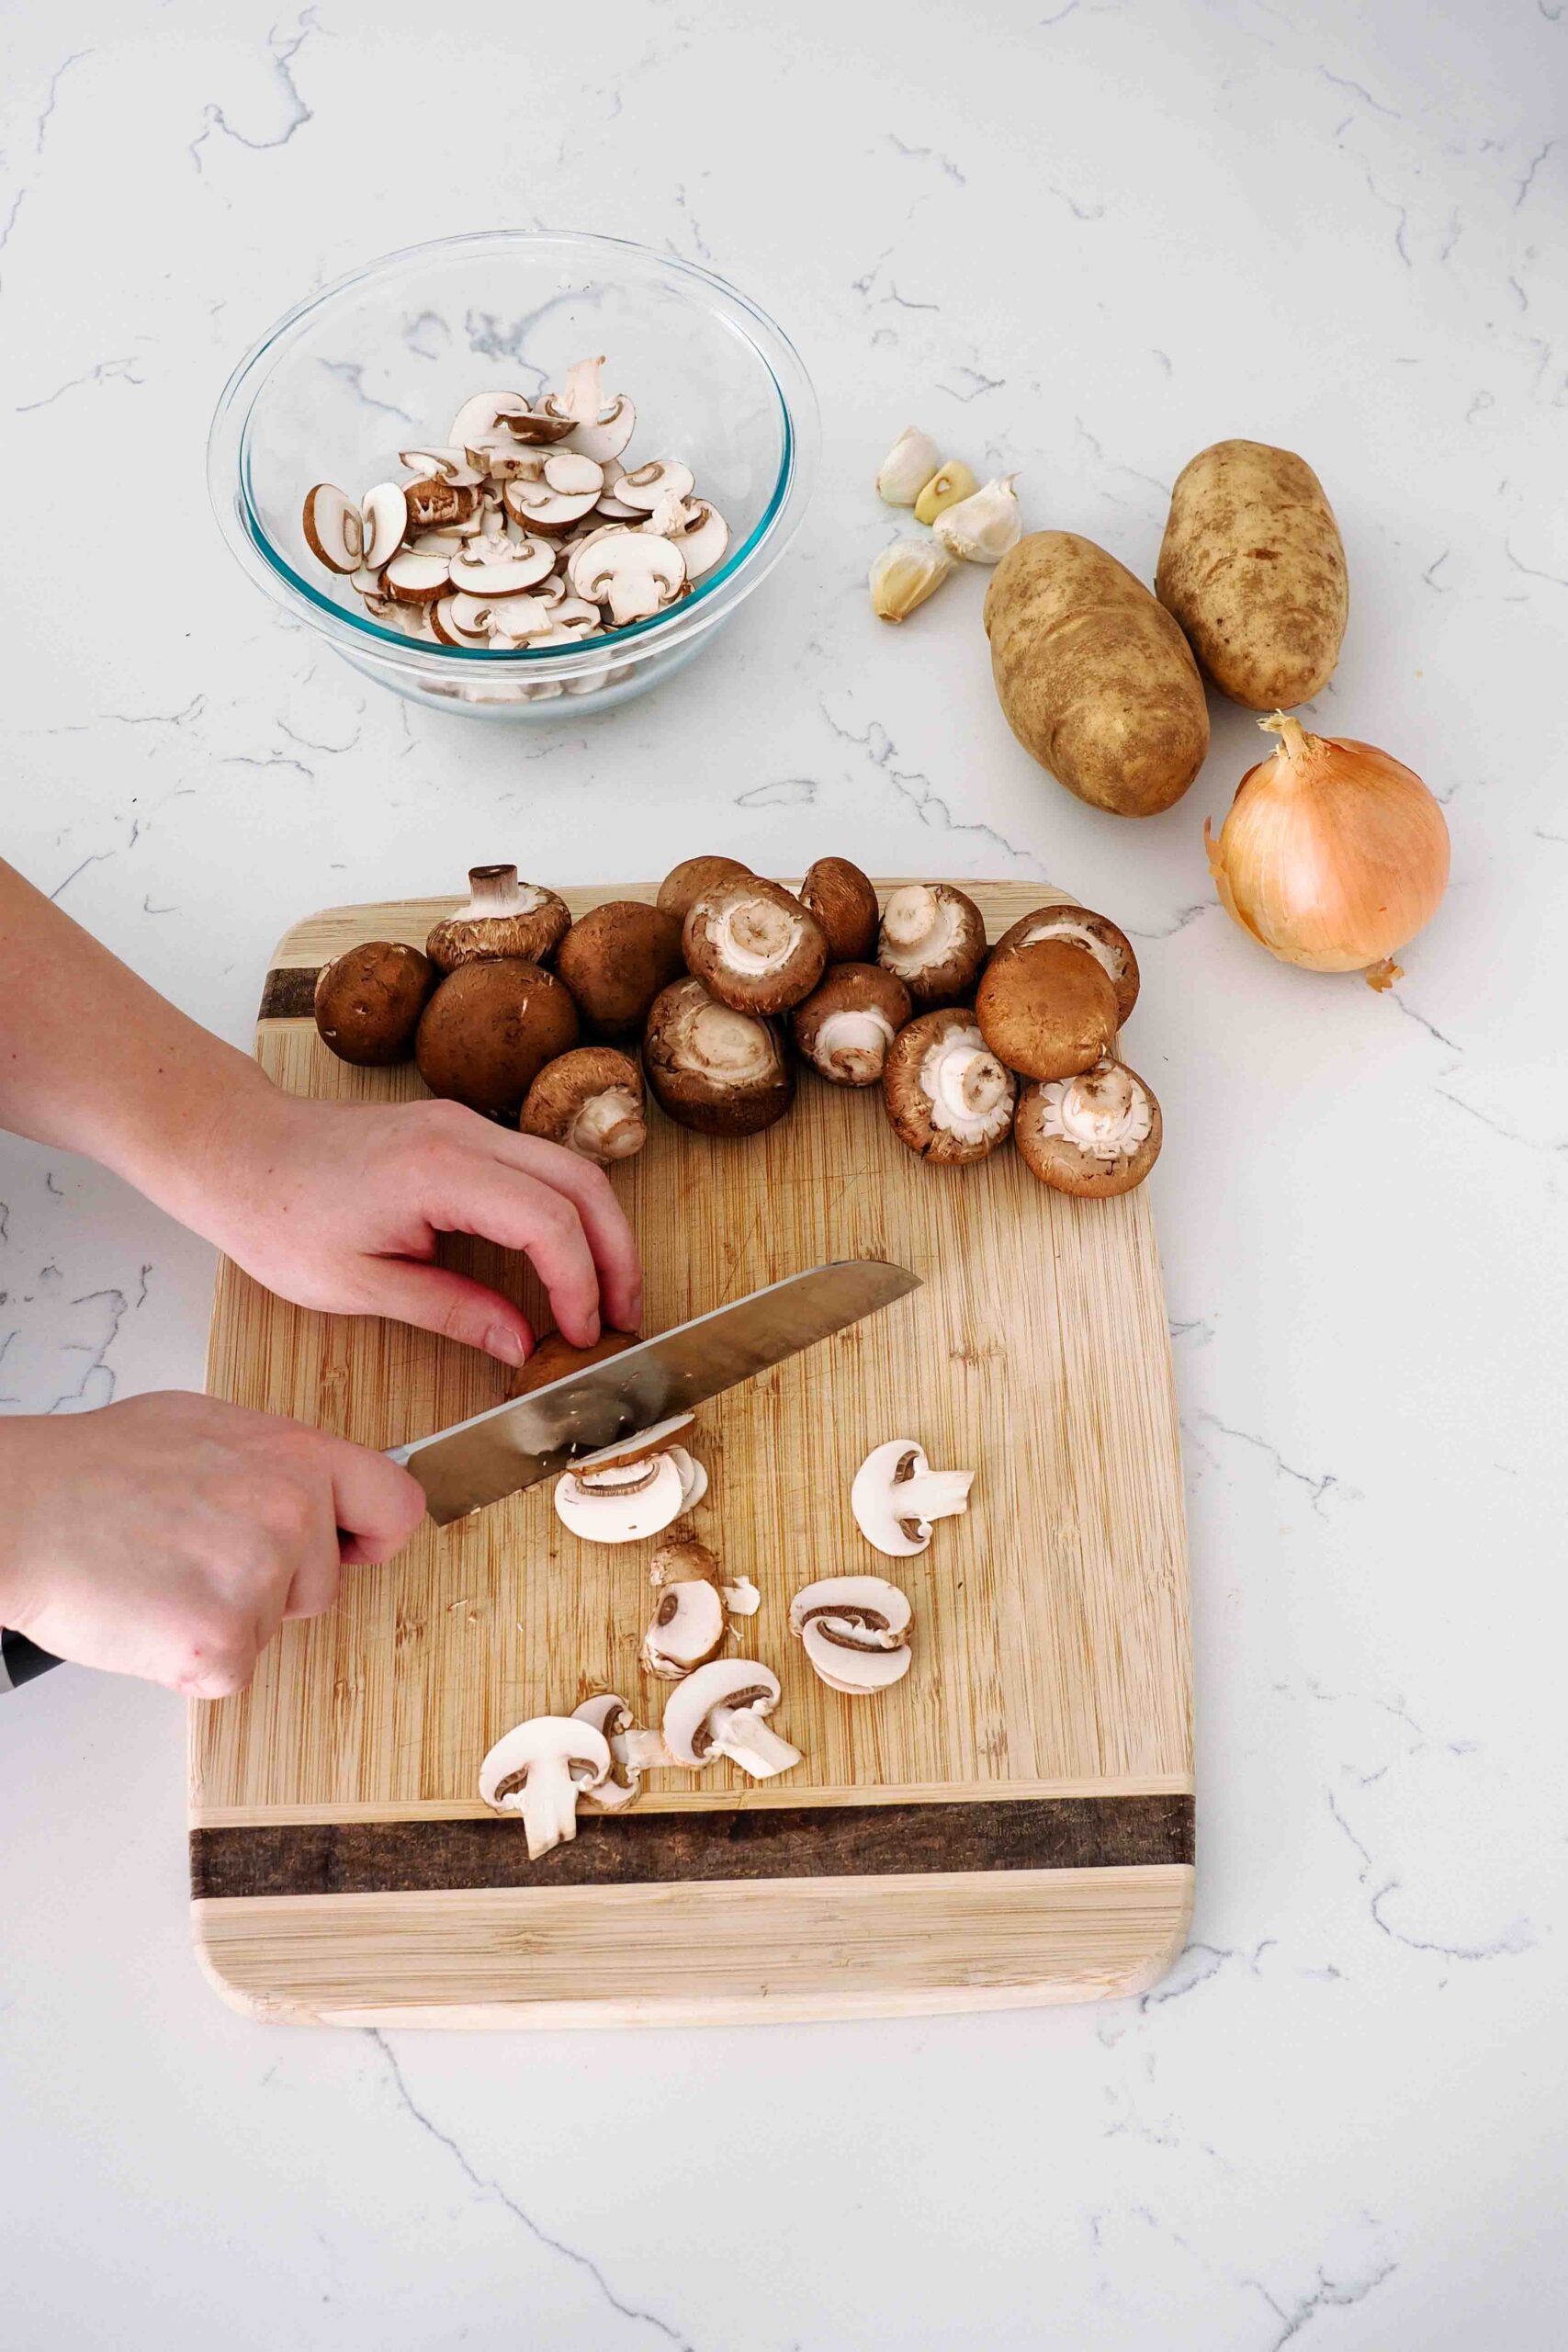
top-left (798, 857), bottom-right (879, 963)
top-left (655, 854), bottom-right (752, 923)
top-left (643, 977), bottom-right (795, 1136)
top-left (1014, 1058), bottom-right (1163, 1196)
top-left (554, 900), bottom-right (685, 1036)
top-left (313, 940), bottom-right (435, 1067)
top-left (989, 903), bottom-right (1140, 1025)
top-left (976, 935), bottom-right (1119, 1082)
top-left (883, 1007), bottom-right (1017, 1166)
top-left (519, 1046), bottom-right (647, 1164)
top-left (876, 882), bottom-right (987, 1008)
top-left (791, 963), bottom-right (912, 1087)
top-left (682, 876), bottom-right (829, 1015)
top-left (415, 958), bottom-right (580, 1120)
top-left (426, 865), bottom-right (571, 972)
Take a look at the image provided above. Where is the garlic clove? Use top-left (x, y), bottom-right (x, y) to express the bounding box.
top-left (933, 473), bottom-right (1022, 565)
top-left (913, 460), bottom-right (978, 527)
top-left (870, 537), bottom-right (954, 623)
top-left (875, 425), bottom-right (944, 507)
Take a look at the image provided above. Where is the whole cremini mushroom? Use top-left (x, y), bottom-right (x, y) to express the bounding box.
top-left (798, 857), bottom-right (879, 964)
top-left (554, 899), bottom-right (685, 1036)
top-left (415, 959), bottom-right (579, 1120)
top-left (520, 1046), bottom-right (647, 1164)
top-left (884, 1008), bottom-right (1016, 1165)
top-left (791, 964), bottom-right (912, 1088)
top-left (988, 903), bottom-right (1140, 1025)
top-left (876, 883), bottom-right (987, 1008)
top-left (426, 865), bottom-right (571, 972)
top-left (643, 978), bottom-right (795, 1136)
top-left (682, 876), bottom-right (829, 1016)
top-left (1014, 1057), bottom-right (1163, 1197)
top-left (313, 940), bottom-right (435, 1066)
top-left (976, 933), bottom-right (1120, 1083)
top-left (655, 854), bottom-right (752, 922)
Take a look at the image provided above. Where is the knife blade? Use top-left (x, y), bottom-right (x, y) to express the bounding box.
top-left (390, 1258), bottom-right (920, 1526)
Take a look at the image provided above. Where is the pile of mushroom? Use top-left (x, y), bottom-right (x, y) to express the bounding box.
top-left (301, 356), bottom-right (730, 682)
top-left (312, 857), bottom-right (1162, 1195)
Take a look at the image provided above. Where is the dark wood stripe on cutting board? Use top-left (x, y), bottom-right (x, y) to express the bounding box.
top-left (191, 1794), bottom-right (1193, 1902)
top-left (259, 967), bottom-right (321, 1021)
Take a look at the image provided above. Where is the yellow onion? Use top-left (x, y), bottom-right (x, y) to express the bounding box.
top-left (1204, 714), bottom-right (1450, 989)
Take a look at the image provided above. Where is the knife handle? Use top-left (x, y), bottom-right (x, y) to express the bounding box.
top-left (1, 1628), bottom-right (62, 1692)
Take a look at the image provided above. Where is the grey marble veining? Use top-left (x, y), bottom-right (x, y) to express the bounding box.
top-left (2, 0), bottom-right (1566, 2345)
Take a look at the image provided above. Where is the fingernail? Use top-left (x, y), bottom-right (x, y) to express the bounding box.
top-left (486, 1324), bottom-right (527, 1367)
top-left (584, 1312), bottom-right (602, 1346)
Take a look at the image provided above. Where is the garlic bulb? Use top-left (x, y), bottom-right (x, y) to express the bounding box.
top-left (1204, 714), bottom-right (1450, 988)
top-left (875, 425), bottom-right (943, 507)
top-left (914, 461), bottom-right (977, 526)
top-left (933, 473), bottom-right (1021, 564)
top-left (870, 537), bottom-right (954, 622)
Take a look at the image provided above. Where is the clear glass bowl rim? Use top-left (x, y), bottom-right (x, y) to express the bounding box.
top-left (207, 229), bottom-right (818, 678)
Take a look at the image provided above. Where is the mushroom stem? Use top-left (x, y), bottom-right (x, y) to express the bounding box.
top-left (898, 1468), bottom-right (974, 1523)
top-left (709, 1708), bottom-right (803, 1779)
top-left (569, 1087), bottom-right (646, 1161)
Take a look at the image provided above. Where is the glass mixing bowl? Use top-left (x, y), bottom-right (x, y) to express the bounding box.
top-left (209, 232), bottom-right (818, 719)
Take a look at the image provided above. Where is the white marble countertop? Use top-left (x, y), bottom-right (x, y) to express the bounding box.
top-left (3, 1), bottom-right (1565, 2343)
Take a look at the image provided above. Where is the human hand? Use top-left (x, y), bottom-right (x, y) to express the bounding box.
top-left (196, 1090), bottom-right (643, 1369)
top-left (0, 1393), bottom-right (425, 1695)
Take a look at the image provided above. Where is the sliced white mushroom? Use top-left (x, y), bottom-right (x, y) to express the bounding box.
top-left (410, 527), bottom-right (468, 558)
top-left (851, 1439), bottom-right (974, 1559)
top-left (662, 1659), bottom-right (801, 1780)
top-left (399, 445), bottom-right (485, 486)
top-left (541, 353), bottom-right (610, 430)
top-left (359, 481), bottom-right (409, 571)
top-left (381, 549), bottom-right (452, 605)
top-left (448, 390), bottom-right (533, 455)
top-left (615, 458), bottom-right (696, 514)
top-left (572, 1693), bottom-right (669, 1810)
top-left (553, 1412), bottom-right (698, 1544)
top-left (347, 562), bottom-right (384, 597)
top-left (567, 528), bottom-right (686, 626)
top-left (669, 500), bottom-right (729, 582)
top-left (479, 1714), bottom-right (611, 1860)
top-left (486, 594), bottom-right (558, 644)
top-left (572, 394), bottom-right (637, 466)
top-left (507, 469), bottom-right (604, 533)
top-left (594, 458), bottom-right (642, 519)
top-left (668, 1447), bottom-right (708, 1511)
top-left (721, 1576), bottom-right (760, 1617)
top-left (641, 1577), bottom-right (728, 1679)
top-left (302, 483), bottom-right (363, 574)
top-left (446, 537), bottom-right (557, 595)
top-left (789, 1576), bottom-right (913, 1694)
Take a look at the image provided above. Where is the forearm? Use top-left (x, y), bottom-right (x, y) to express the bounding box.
top-left (0, 857), bottom-right (275, 1232)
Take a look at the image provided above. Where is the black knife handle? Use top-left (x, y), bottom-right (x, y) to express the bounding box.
top-left (1, 1628), bottom-right (62, 1691)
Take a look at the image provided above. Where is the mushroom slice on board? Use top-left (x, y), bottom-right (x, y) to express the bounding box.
top-left (661, 1659), bottom-right (802, 1781)
top-left (792, 964), bottom-right (911, 1088)
top-left (669, 1447), bottom-right (709, 1512)
top-left (553, 1413), bottom-right (698, 1546)
top-left (571, 1694), bottom-right (670, 1811)
top-left (1014, 1057), bottom-right (1163, 1198)
top-left (426, 866), bottom-right (571, 970)
top-left (615, 458), bottom-right (696, 513)
top-left (302, 483), bottom-right (363, 574)
top-left (479, 1715), bottom-right (611, 1860)
top-left (790, 1575), bottom-right (914, 1694)
top-left (641, 1536), bottom-right (729, 1679)
top-left (851, 1439), bottom-right (974, 1560)
top-left (682, 876), bottom-right (829, 1017)
top-left (520, 1046), bottom-right (648, 1165)
top-left (567, 528), bottom-right (686, 627)
top-left (876, 882), bottom-right (988, 1009)
top-left (884, 1009), bottom-right (1016, 1165)
top-left (643, 977), bottom-right (795, 1137)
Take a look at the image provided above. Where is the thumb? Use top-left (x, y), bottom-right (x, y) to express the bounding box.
top-left (355, 1257), bottom-right (536, 1368)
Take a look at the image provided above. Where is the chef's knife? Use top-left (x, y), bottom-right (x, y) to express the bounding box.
top-left (2, 1258), bottom-right (919, 1686)
top-left (392, 1257), bottom-right (919, 1525)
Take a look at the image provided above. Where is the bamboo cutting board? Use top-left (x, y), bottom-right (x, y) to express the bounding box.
top-left (192, 884), bottom-right (1193, 2027)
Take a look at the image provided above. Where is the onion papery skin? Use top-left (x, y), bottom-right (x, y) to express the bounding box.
top-left (1204, 725), bottom-right (1450, 977)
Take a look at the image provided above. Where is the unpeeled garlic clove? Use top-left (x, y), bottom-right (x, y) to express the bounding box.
top-left (933, 473), bottom-right (1022, 564)
top-left (914, 460), bottom-right (977, 527)
top-left (875, 425), bottom-right (944, 507)
top-left (870, 537), bottom-right (954, 622)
